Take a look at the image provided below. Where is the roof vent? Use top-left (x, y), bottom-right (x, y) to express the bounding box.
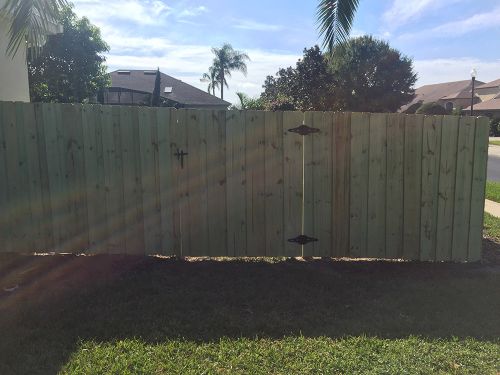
top-left (164, 87), bottom-right (173, 93)
top-left (117, 70), bottom-right (130, 74)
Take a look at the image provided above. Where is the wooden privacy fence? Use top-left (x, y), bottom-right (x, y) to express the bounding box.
top-left (0, 102), bottom-right (489, 261)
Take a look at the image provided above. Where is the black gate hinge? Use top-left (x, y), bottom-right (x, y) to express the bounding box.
top-left (288, 124), bottom-right (319, 136)
top-left (288, 234), bottom-right (318, 245)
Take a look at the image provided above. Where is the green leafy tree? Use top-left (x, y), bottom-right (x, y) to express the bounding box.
top-left (27, 6), bottom-right (110, 103)
top-left (201, 66), bottom-right (220, 96)
top-left (415, 102), bottom-right (449, 115)
top-left (210, 43), bottom-right (249, 100)
top-left (317, 0), bottom-right (360, 52)
top-left (0, 0), bottom-right (68, 57)
top-left (151, 67), bottom-right (161, 107)
top-left (261, 46), bottom-right (336, 111)
top-left (233, 92), bottom-right (264, 110)
top-left (330, 36), bottom-right (417, 112)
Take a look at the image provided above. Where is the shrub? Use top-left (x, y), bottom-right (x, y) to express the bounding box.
top-left (403, 101), bottom-right (423, 114)
top-left (415, 102), bottom-right (449, 115)
top-left (490, 118), bottom-right (500, 136)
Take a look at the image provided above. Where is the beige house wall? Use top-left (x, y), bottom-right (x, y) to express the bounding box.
top-left (0, 19), bottom-right (30, 102)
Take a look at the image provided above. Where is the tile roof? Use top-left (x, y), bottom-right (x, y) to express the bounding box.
top-left (463, 98), bottom-right (500, 111)
top-left (476, 78), bottom-right (500, 89)
top-left (109, 70), bottom-right (230, 107)
top-left (400, 80), bottom-right (484, 111)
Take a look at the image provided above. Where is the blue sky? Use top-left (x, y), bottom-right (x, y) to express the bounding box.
top-left (72, 0), bottom-right (500, 104)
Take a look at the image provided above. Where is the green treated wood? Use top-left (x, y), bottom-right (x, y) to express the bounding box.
top-left (385, 113), bottom-right (404, 259)
top-left (225, 110), bottom-right (247, 256)
top-left (403, 114), bottom-right (423, 260)
top-left (302, 112), bottom-right (314, 256)
top-left (13, 103), bottom-right (32, 252)
top-left (138, 107), bottom-right (161, 255)
top-left (21, 103), bottom-right (45, 251)
top-left (333, 112), bottom-right (351, 257)
top-left (264, 111), bottom-right (284, 256)
top-left (184, 109), bottom-right (208, 256)
top-left (169, 109), bottom-right (184, 255)
top-left (451, 116), bottom-right (476, 261)
top-left (62, 104), bottom-right (89, 252)
top-left (419, 116), bottom-right (443, 261)
top-left (206, 110), bottom-right (227, 256)
top-left (157, 108), bottom-right (175, 255)
top-left (150, 108), bottom-right (162, 254)
top-left (42, 103), bottom-right (68, 251)
top-left (245, 111), bottom-right (266, 256)
top-left (304, 111), bottom-right (333, 257)
top-left (119, 106), bottom-right (145, 254)
top-left (468, 117), bottom-right (489, 261)
top-left (349, 112), bottom-right (370, 258)
top-left (283, 111), bottom-right (303, 257)
top-left (33, 103), bottom-right (54, 250)
top-left (0, 103), bottom-right (11, 252)
top-left (435, 116), bottom-right (459, 261)
top-left (366, 113), bottom-right (387, 258)
top-left (175, 109), bottom-right (189, 256)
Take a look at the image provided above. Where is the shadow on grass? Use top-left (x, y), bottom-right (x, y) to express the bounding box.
top-left (0, 243), bottom-right (499, 374)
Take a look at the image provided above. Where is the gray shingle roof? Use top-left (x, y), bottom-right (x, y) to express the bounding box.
top-left (109, 70), bottom-right (230, 107)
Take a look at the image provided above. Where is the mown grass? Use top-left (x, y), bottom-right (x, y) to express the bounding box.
top-left (486, 181), bottom-right (500, 203)
top-left (484, 212), bottom-right (500, 240)
top-left (489, 140), bottom-right (500, 146)
top-left (1, 254), bottom-right (499, 374)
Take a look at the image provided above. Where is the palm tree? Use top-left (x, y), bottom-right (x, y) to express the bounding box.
top-left (316, 0), bottom-right (360, 52)
top-left (200, 66), bottom-right (220, 96)
top-left (210, 43), bottom-right (249, 100)
top-left (0, 0), bottom-right (68, 58)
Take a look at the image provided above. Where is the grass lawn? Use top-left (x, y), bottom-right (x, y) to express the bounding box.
top-left (486, 181), bottom-right (500, 203)
top-left (1, 250), bottom-right (499, 374)
top-left (489, 140), bottom-right (500, 146)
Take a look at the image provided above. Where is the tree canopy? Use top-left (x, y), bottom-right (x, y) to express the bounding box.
top-left (27, 6), bottom-right (110, 103)
top-left (261, 37), bottom-right (417, 113)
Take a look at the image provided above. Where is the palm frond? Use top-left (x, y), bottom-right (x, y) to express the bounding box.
top-left (316, 0), bottom-right (359, 52)
top-left (0, 0), bottom-right (68, 58)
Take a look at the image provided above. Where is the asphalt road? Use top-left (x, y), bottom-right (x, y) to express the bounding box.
top-left (488, 153), bottom-right (500, 181)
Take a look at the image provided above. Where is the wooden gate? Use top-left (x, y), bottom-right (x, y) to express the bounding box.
top-left (0, 102), bottom-right (489, 261)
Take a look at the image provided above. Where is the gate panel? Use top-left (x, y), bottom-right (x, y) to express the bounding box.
top-left (283, 111), bottom-right (304, 257)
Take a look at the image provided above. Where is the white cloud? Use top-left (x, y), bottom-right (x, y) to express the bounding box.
top-left (72, 0), bottom-right (171, 26)
top-left (414, 58), bottom-right (500, 86)
top-left (233, 19), bottom-right (284, 32)
top-left (398, 6), bottom-right (500, 41)
top-left (383, 0), bottom-right (463, 30)
top-left (178, 6), bottom-right (208, 18)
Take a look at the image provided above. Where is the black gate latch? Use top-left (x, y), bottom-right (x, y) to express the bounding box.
top-left (174, 148), bottom-right (188, 169)
top-left (288, 235), bottom-right (318, 245)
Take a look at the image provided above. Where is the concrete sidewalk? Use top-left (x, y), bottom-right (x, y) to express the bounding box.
top-left (485, 199), bottom-right (500, 217)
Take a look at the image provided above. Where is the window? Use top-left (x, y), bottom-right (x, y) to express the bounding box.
top-left (445, 102), bottom-right (454, 112)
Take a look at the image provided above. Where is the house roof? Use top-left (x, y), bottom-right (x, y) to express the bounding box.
top-left (400, 79), bottom-right (485, 111)
top-left (463, 98), bottom-right (500, 112)
top-left (476, 78), bottom-right (500, 90)
top-left (109, 70), bottom-right (230, 107)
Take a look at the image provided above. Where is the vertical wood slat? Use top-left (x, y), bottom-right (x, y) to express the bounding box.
top-left (264, 111), bottom-right (284, 256)
top-left (245, 111), bottom-right (266, 256)
top-left (468, 117), bottom-right (489, 261)
top-left (175, 110), bottom-right (189, 256)
top-left (349, 112), bottom-right (370, 258)
top-left (184, 109), bottom-right (208, 256)
top-left (206, 110), bottom-right (227, 256)
top-left (419, 115), bottom-right (443, 261)
top-left (283, 111), bottom-right (304, 257)
top-left (0, 103), bottom-right (8, 251)
top-left (385, 113), bottom-right (405, 259)
top-left (226, 111), bottom-right (247, 256)
top-left (403, 115), bottom-right (424, 260)
top-left (366, 113), bottom-right (387, 259)
top-left (451, 116), bottom-right (476, 261)
top-left (435, 116), bottom-right (460, 261)
top-left (303, 111), bottom-right (333, 257)
top-left (332, 112), bottom-right (351, 257)
top-left (138, 107), bottom-right (161, 255)
top-left (119, 106), bottom-right (145, 254)
top-left (157, 108), bottom-right (175, 255)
